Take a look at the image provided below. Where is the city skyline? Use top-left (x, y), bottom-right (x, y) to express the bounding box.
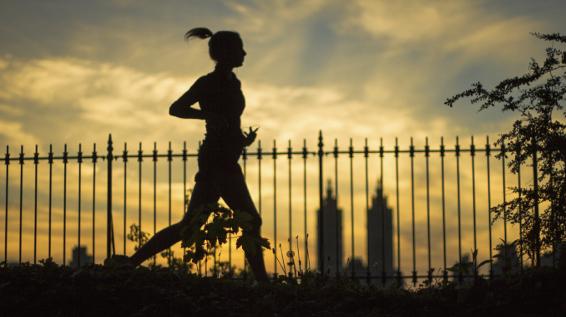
top-left (1, 1), bottom-right (563, 275)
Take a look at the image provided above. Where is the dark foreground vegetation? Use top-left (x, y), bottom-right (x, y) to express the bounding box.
top-left (1, 260), bottom-right (565, 317)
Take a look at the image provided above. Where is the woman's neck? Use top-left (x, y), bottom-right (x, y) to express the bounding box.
top-left (214, 63), bottom-right (234, 78)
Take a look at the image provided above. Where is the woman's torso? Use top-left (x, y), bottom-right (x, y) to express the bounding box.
top-left (197, 70), bottom-right (245, 170)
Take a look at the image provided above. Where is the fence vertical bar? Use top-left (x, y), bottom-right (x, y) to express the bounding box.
top-left (183, 142), bottom-right (188, 268)
top-left (106, 135), bottom-right (113, 261)
top-left (471, 136), bottom-right (477, 273)
top-left (394, 138), bottom-right (401, 284)
top-left (242, 146), bottom-right (247, 273)
top-left (287, 140), bottom-right (293, 272)
top-left (455, 136), bottom-right (462, 283)
top-left (123, 143), bottom-right (128, 255)
top-left (364, 138), bottom-right (370, 282)
top-left (441, 137), bottom-right (447, 281)
top-left (410, 138), bottom-right (416, 285)
top-left (33, 145), bottom-right (39, 264)
top-left (532, 140), bottom-right (540, 267)
top-left (425, 138), bottom-right (431, 283)
top-left (48, 145), bottom-right (53, 259)
top-left (486, 136), bottom-right (493, 277)
top-left (501, 140), bottom-right (507, 264)
top-left (333, 139), bottom-right (339, 276)
top-left (273, 139), bottom-right (278, 277)
top-left (138, 143), bottom-right (142, 252)
top-left (168, 142), bottom-right (172, 265)
top-left (3, 146), bottom-right (8, 265)
top-left (152, 142), bottom-right (157, 265)
top-left (380, 138), bottom-right (385, 285)
top-left (318, 131), bottom-right (324, 275)
top-left (551, 174), bottom-right (556, 268)
top-left (92, 144), bottom-right (97, 264)
top-left (258, 141), bottom-right (262, 218)
top-left (348, 138), bottom-right (354, 278)
top-left (78, 144), bottom-right (83, 266)
top-left (253, 139), bottom-right (261, 276)
top-left (18, 146), bottom-right (23, 264)
top-left (257, 140), bottom-right (262, 278)
top-left (63, 144), bottom-right (68, 265)
top-left (302, 139), bottom-right (308, 270)
top-left (517, 147), bottom-right (523, 272)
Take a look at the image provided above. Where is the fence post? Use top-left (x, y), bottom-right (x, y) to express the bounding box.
top-left (4, 146), bottom-right (9, 266)
top-left (532, 140), bottom-right (541, 267)
top-left (107, 134), bottom-right (114, 261)
top-left (318, 131), bottom-right (324, 275)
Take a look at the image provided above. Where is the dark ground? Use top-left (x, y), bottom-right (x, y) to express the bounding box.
top-left (1, 261), bottom-right (565, 317)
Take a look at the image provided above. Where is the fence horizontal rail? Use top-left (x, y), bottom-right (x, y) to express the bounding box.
top-left (4, 148), bottom-right (502, 163)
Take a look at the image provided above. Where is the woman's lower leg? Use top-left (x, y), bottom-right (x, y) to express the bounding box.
top-left (242, 237), bottom-right (269, 282)
top-left (219, 167), bottom-right (268, 282)
top-left (129, 179), bottom-right (216, 267)
top-left (129, 223), bottom-right (182, 266)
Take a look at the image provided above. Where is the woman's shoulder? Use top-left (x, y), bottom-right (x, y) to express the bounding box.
top-left (194, 73), bottom-right (214, 85)
top-left (189, 73), bottom-right (217, 93)
top-left (194, 71), bottom-right (241, 91)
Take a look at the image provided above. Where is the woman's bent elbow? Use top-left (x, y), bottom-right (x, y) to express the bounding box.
top-left (169, 104), bottom-right (179, 117)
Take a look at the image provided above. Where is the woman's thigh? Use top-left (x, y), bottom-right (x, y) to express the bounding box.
top-left (180, 179), bottom-right (220, 227)
top-left (218, 168), bottom-right (261, 228)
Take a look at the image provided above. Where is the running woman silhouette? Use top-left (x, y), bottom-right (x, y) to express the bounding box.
top-left (127, 27), bottom-right (268, 282)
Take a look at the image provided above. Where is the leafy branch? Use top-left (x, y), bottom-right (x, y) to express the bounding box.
top-left (179, 203), bottom-right (271, 264)
top-left (446, 32), bottom-right (566, 264)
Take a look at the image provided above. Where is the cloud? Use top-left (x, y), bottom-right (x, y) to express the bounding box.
top-left (442, 17), bottom-right (540, 63)
top-left (0, 55), bottom-right (458, 149)
top-left (225, 0), bottom-right (328, 38)
top-left (0, 119), bottom-right (40, 147)
top-left (344, 0), bottom-right (476, 43)
top-left (0, 56), bottom-right (203, 147)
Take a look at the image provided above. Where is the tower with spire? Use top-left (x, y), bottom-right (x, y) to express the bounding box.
top-left (317, 180), bottom-right (343, 275)
top-left (366, 179), bottom-right (394, 280)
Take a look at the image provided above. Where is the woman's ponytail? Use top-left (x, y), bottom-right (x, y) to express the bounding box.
top-left (185, 27), bottom-right (241, 63)
top-left (184, 27), bottom-right (213, 41)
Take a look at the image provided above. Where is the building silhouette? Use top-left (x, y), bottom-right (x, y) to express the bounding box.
top-left (317, 180), bottom-right (343, 275)
top-left (344, 256), bottom-right (367, 278)
top-left (69, 245), bottom-right (93, 268)
top-left (366, 179), bottom-right (394, 279)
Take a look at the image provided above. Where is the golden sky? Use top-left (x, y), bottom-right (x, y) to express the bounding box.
top-left (0, 0), bottom-right (564, 275)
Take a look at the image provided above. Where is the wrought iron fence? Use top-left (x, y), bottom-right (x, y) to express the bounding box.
top-left (1, 132), bottom-right (545, 285)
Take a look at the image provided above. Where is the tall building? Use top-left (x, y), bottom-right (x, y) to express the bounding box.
top-left (367, 179), bottom-right (394, 279)
top-left (69, 245), bottom-right (93, 268)
top-left (317, 180), bottom-right (343, 275)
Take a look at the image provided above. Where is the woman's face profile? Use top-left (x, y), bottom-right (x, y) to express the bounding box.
top-left (229, 37), bottom-right (246, 67)
top-left (217, 36), bottom-right (245, 67)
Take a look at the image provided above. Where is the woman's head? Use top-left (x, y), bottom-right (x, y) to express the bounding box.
top-left (185, 27), bottom-right (246, 67)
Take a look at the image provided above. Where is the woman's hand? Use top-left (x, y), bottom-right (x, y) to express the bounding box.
top-left (242, 127), bottom-right (259, 147)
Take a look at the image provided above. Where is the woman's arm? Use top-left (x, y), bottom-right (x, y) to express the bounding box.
top-left (169, 101), bottom-right (207, 119)
top-left (169, 78), bottom-right (209, 120)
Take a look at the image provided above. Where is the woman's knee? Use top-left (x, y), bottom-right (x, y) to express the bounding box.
top-left (242, 212), bottom-right (262, 235)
